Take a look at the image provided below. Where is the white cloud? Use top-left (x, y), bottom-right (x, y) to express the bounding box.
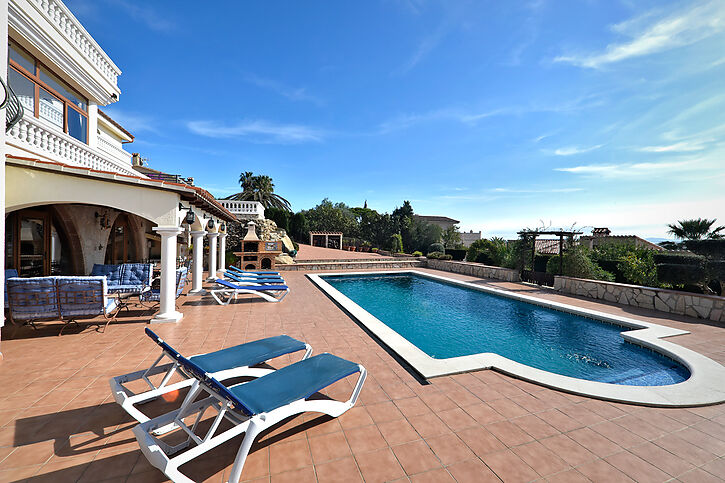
top-left (101, 108), bottom-right (158, 135)
top-left (555, 159), bottom-right (695, 177)
top-left (492, 187), bottom-right (584, 193)
top-left (106, 0), bottom-right (175, 33)
top-left (552, 145), bottom-right (603, 156)
top-left (637, 141), bottom-right (706, 153)
top-left (554, 1), bottom-right (725, 68)
top-left (186, 119), bottom-right (326, 144)
top-left (243, 75), bottom-right (322, 104)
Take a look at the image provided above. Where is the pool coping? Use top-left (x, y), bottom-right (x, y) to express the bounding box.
top-left (307, 270), bottom-right (725, 407)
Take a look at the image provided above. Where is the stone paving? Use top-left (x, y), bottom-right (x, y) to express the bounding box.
top-left (295, 244), bottom-right (386, 261)
top-left (0, 268), bottom-right (724, 482)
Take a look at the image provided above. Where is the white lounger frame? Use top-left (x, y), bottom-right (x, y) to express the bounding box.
top-left (133, 364), bottom-right (366, 483)
top-left (110, 343), bottom-right (312, 426)
top-left (210, 286), bottom-right (289, 304)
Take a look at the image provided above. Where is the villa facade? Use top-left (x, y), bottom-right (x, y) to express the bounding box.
top-left (0, 0), bottom-right (246, 358)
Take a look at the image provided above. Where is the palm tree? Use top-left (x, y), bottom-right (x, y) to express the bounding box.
top-left (667, 218), bottom-right (724, 240)
top-left (225, 172), bottom-right (292, 211)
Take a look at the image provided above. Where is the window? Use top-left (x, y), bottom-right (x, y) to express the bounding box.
top-left (7, 41), bottom-right (89, 144)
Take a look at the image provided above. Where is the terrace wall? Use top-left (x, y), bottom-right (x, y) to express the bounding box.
top-left (425, 259), bottom-right (521, 282)
top-left (553, 276), bottom-right (725, 323)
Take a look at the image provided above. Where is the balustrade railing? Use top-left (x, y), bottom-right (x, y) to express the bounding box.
top-left (218, 200), bottom-right (265, 219)
top-left (8, 115), bottom-right (137, 176)
top-left (97, 132), bottom-right (133, 165)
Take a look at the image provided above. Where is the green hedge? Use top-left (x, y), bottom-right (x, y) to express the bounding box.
top-left (707, 260), bottom-right (725, 279)
top-left (534, 254), bottom-right (554, 273)
top-left (445, 249), bottom-right (467, 261)
top-left (656, 263), bottom-right (704, 285)
top-left (684, 239), bottom-right (725, 258)
top-left (428, 243), bottom-right (445, 254)
top-left (653, 252), bottom-right (706, 266)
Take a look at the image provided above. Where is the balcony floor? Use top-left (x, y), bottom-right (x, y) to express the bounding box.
top-left (1, 268), bottom-right (724, 482)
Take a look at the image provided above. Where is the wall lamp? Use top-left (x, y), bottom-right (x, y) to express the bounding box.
top-left (207, 219), bottom-right (215, 230)
top-left (220, 223), bottom-right (226, 232)
top-left (179, 202), bottom-right (196, 225)
top-left (95, 211), bottom-right (111, 229)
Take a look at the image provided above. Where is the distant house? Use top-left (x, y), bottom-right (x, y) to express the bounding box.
top-left (579, 227), bottom-right (664, 251)
top-left (460, 230), bottom-right (482, 247)
top-left (413, 215), bottom-right (460, 231)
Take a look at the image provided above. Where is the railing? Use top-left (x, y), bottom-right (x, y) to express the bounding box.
top-left (521, 270), bottom-right (555, 287)
top-left (25, 0), bottom-right (121, 85)
top-left (97, 132), bottom-right (133, 165)
top-left (7, 114), bottom-right (137, 176)
top-left (145, 172), bottom-right (194, 185)
top-left (2, 76), bottom-right (24, 132)
top-left (218, 200), bottom-right (265, 219)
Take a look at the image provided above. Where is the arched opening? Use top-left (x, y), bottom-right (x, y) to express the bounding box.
top-left (261, 257), bottom-right (272, 269)
top-left (5, 206), bottom-right (78, 276)
top-left (105, 213), bottom-right (140, 264)
top-left (244, 263), bottom-right (256, 270)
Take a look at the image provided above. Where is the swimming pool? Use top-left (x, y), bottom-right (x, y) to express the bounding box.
top-left (309, 270), bottom-right (725, 406)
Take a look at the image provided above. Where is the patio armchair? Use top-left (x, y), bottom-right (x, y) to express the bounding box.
top-left (139, 267), bottom-right (188, 307)
top-left (6, 276), bottom-right (121, 334)
top-left (91, 263), bottom-right (153, 295)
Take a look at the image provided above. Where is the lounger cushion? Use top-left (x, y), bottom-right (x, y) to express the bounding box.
top-left (228, 353), bottom-right (359, 415)
top-left (91, 264), bottom-right (122, 281)
top-left (108, 284), bottom-right (146, 294)
top-left (57, 276), bottom-right (106, 317)
top-left (6, 277), bottom-right (59, 321)
top-left (120, 263), bottom-right (153, 286)
top-left (190, 335), bottom-right (307, 374)
top-left (215, 279), bottom-right (288, 291)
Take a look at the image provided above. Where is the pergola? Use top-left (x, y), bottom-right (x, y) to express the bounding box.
top-left (310, 231), bottom-right (343, 250)
top-left (517, 229), bottom-right (583, 275)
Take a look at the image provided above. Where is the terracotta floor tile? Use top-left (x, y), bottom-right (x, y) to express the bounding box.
top-left (308, 431), bottom-right (351, 464)
top-left (344, 424), bottom-right (387, 454)
top-left (437, 407), bottom-right (477, 432)
top-left (676, 467), bottom-right (724, 483)
top-left (456, 426), bottom-right (506, 457)
top-left (511, 414), bottom-right (560, 440)
top-left (538, 434), bottom-right (597, 467)
top-left (365, 400), bottom-right (404, 424)
top-left (314, 456), bottom-right (362, 483)
top-left (485, 420), bottom-right (535, 447)
top-left (653, 433), bottom-right (719, 466)
top-left (270, 466), bottom-right (316, 483)
top-left (629, 441), bottom-right (695, 478)
top-left (605, 450), bottom-right (672, 483)
top-left (407, 413), bottom-right (451, 439)
top-left (425, 433), bottom-right (474, 465)
top-left (512, 441), bottom-right (570, 477)
top-left (391, 440), bottom-right (442, 476)
top-left (480, 449), bottom-right (539, 483)
top-left (269, 439), bottom-right (312, 475)
top-left (575, 458), bottom-right (636, 483)
top-left (446, 458), bottom-right (500, 483)
top-left (378, 418), bottom-right (420, 446)
top-left (544, 469), bottom-right (590, 482)
top-left (338, 406), bottom-right (374, 430)
top-left (537, 409), bottom-right (583, 432)
top-left (354, 447), bottom-right (405, 482)
top-left (409, 467), bottom-right (455, 482)
top-left (675, 427), bottom-right (725, 457)
top-left (567, 427), bottom-right (622, 458)
top-left (394, 397), bottom-right (431, 419)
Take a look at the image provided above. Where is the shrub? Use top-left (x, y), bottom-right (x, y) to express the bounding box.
top-left (439, 254), bottom-right (453, 260)
top-left (427, 251), bottom-right (444, 259)
top-left (445, 249), bottom-right (467, 261)
top-left (684, 239), bottom-right (725, 258)
top-left (534, 254), bottom-right (553, 273)
top-left (653, 252), bottom-right (706, 266)
top-left (546, 246), bottom-right (614, 281)
top-left (389, 234), bottom-right (403, 253)
top-left (265, 207), bottom-right (290, 233)
top-left (466, 238), bottom-right (510, 266)
top-left (289, 212), bottom-right (309, 242)
top-left (412, 250), bottom-right (423, 257)
top-left (428, 243), bottom-right (445, 254)
top-left (657, 264), bottom-right (705, 285)
top-left (618, 252), bottom-right (658, 287)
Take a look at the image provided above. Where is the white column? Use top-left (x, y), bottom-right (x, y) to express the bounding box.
top-left (152, 226), bottom-right (184, 324)
top-left (189, 230), bottom-right (206, 294)
top-left (218, 233), bottom-right (227, 274)
top-left (207, 232), bottom-right (219, 281)
top-left (0, 5), bottom-right (8, 360)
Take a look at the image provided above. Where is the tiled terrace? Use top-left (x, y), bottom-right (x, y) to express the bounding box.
top-left (1, 268), bottom-right (725, 483)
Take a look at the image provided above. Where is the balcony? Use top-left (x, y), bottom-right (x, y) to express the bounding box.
top-left (7, 114), bottom-right (137, 176)
top-left (218, 200), bottom-right (265, 220)
top-left (97, 131), bottom-right (133, 166)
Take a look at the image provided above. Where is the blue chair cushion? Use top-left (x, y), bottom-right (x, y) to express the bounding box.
top-left (215, 279), bottom-right (288, 291)
top-left (4, 269), bottom-right (18, 305)
top-left (227, 353), bottom-right (360, 415)
top-left (190, 335), bottom-right (307, 374)
top-left (57, 276), bottom-right (106, 318)
top-left (91, 264), bottom-right (122, 283)
top-left (6, 277), bottom-right (59, 321)
top-left (108, 284), bottom-right (146, 294)
top-left (120, 263), bottom-right (152, 287)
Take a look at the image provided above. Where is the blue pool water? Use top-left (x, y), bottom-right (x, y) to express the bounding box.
top-left (322, 273), bottom-right (690, 386)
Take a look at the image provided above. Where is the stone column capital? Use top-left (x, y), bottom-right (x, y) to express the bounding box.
top-left (190, 230), bottom-right (207, 237)
top-left (153, 226), bottom-right (184, 236)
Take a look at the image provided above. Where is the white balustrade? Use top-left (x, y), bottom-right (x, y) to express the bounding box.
top-left (8, 115), bottom-right (137, 176)
top-left (28, 0), bottom-right (121, 85)
top-left (218, 200), bottom-right (265, 219)
top-left (97, 131), bottom-right (133, 165)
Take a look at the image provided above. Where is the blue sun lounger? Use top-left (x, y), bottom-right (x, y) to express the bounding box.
top-left (227, 266), bottom-right (280, 277)
top-left (133, 336), bottom-right (366, 483)
top-left (222, 271), bottom-right (284, 285)
top-left (211, 279), bottom-right (289, 304)
top-left (110, 328), bottom-right (311, 425)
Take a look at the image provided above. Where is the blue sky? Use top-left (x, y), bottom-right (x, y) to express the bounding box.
top-left (67, 0), bottom-right (725, 238)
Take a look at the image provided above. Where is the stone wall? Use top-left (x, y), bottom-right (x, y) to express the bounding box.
top-left (425, 259), bottom-right (521, 282)
top-left (554, 276), bottom-right (725, 323)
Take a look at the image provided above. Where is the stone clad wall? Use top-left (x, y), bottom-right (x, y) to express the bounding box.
top-left (426, 259), bottom-right (521, 282)
top-left (553, 276), bottom-right (725, 323)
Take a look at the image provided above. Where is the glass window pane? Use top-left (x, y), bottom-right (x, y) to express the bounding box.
top-left (8, 68), bottom-right (35, 113)
top-left (39, 87), bottom-right (64, 129)
top-left (8, 43), bottom-right (35, 74)
top-left (38, 67), bottom-right (87, 110)
top-left (67, 109), bottom-right (87, 143)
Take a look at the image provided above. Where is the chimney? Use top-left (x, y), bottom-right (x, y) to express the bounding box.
top-left (243, 221), bottom-right (260, 241)
top-left (131, 153), bottom-right (142, 166)
top-left (592, 227), bottom-right (611, 237)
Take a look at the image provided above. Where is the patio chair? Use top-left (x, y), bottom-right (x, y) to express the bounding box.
top-left (91, 263), bottom-right (153, 296)
top-left (227, 265), bottom-right (280, 276)
top-left (140, 267), bottom-right (188, 307)
top-left (110, 328), bottom-right (312, 426)
top-left (132, 339), bottom-right (365, 483)
top-left (222, 270), bottom-right (284, 285)
top-left (210, 279), bottom-right (289, 304)
top-left (4, 268), bottom-right (18, 306)
top-left (6, 276), bottom-right (120, 334)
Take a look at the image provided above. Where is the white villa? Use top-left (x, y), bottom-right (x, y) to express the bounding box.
top-left (0, 0), bottom-right (260, 358)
